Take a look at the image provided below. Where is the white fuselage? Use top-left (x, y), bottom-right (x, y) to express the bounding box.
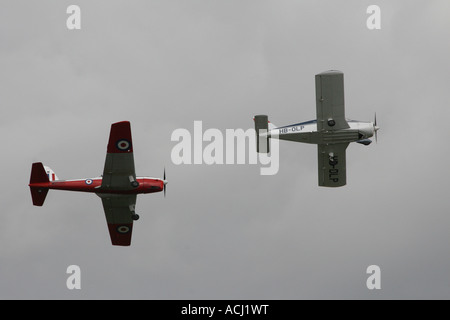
top-left (265, 120), bottom-right (376, 145)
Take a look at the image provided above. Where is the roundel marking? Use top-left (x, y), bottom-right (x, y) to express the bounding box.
top-left (116, 139), bottom-right (131, 151)
top-left (85, 179), bottom-right (93, 185)
top-left (117, 225), bottom-right (130, 234)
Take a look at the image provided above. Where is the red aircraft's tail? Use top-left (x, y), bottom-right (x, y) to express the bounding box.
top-left (29, 162), bottom-right (49, 206)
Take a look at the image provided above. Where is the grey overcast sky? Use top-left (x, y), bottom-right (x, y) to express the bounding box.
top-left (1, 0), bottom-right (450, 299)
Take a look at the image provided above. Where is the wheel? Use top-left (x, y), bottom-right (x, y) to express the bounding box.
top-left (327, 119), bottom-right (336, 127)
top-left (132, 214), bottom-right (140, 221)
top-left (131, 181), bottom-right (139, 188)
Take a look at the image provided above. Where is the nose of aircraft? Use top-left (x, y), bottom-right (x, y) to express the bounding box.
top-left (374, 125), bottom-right (380, 133)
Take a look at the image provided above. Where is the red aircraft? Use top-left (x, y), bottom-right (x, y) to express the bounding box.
top-left (28, 121), bottom-right (167, 246)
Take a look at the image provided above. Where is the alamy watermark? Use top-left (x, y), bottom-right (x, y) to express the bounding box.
top-left (366, 265), bottom-right (381, 290)
top-left (66, 5), bottom-right (381, 31)
top-left (66, 265), bottom-right (81, 290)
top-left (366, 5), bottom-right (381, 30)
top-left (170, 121), bottom-right (279, 175)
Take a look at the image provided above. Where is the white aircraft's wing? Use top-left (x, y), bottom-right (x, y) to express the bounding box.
top-left (315, 71), bottom-right (350, 132)
top-left (101, 121), bottom-right (136, 190)
top-left (100, 194), bottom-right (136, 246)
top-left (317, 143), bottom-right (349, 187)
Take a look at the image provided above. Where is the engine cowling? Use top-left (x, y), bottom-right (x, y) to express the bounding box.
top-left (141, 178), bottom-right (164, 194)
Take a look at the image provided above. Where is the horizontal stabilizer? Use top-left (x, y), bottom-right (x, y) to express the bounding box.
top-left (30, 187), bottom-right (49, 206)
top-left (30, 162), bottom-right (49, 184)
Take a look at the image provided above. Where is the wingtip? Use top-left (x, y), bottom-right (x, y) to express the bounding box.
top-left (111, 120), bottom-right (130, 126)
top-left (317, 70), bottom-right (343, 76)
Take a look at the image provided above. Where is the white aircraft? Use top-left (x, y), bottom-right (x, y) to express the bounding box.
top-left (254, 70), bottom-right (379, 187)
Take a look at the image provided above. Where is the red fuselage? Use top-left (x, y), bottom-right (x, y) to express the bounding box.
top-left (29, 177), bottom-right (164, 195)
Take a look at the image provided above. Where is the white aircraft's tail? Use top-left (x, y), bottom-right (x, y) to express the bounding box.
top-left (254, 115), bottom-right (270, 153)
top-left (44, 165), bottom-right (59, 181)
top-left (268, 121), bottom-right (277, 130)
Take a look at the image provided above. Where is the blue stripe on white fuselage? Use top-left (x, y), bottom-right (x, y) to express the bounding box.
top-left (275, 120), bottom-right (317, 129)
top-left (274, 120), bottom-right (317, 135)
top-left (276, 119), bottom-right (363, 130)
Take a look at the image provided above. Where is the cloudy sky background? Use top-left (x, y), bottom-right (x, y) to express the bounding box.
top-left (1, 0), bottom-right (450, 299)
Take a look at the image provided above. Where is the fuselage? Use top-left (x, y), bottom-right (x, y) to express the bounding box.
top-left (29, 177), bottom-right (164, 195)
top-left (267, 119), bottom-right (376, 144)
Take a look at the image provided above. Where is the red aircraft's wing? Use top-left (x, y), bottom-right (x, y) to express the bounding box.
top-left (100, 194), bottom-right (136, 246)
top-left (99, 121), bottom-right (137, 246)
top-left (101, 121), bottom-right (136, 190)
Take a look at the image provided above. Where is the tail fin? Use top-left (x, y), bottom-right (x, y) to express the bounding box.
top-left (43, 165), bottom-right (59, 182)
top-left (254, 115), bottom-right (270, 153)
top-left (29, 162), bottom-right (50, 206)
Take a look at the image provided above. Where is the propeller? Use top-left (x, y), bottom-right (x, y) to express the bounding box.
top-left (373, 113), bottom-right (380, 143)
top-left (163, 168), bottom-right (167, 197)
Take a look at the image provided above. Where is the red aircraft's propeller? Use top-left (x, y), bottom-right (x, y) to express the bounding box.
top-left (163, 168), bottom-right (167, 197)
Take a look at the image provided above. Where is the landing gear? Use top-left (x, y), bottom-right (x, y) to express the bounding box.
top-left (129, 175), bottom-right (139, 188)
top-left (130, 181), bottom-right (139, 188)
top-left (327, 119), bottom-right (336, 127)
top-left (129, 204), bottom-right (139, 220)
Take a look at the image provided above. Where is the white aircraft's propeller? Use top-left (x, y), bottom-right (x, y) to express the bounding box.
top-left (374, 113), bottom-right (379, 143)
